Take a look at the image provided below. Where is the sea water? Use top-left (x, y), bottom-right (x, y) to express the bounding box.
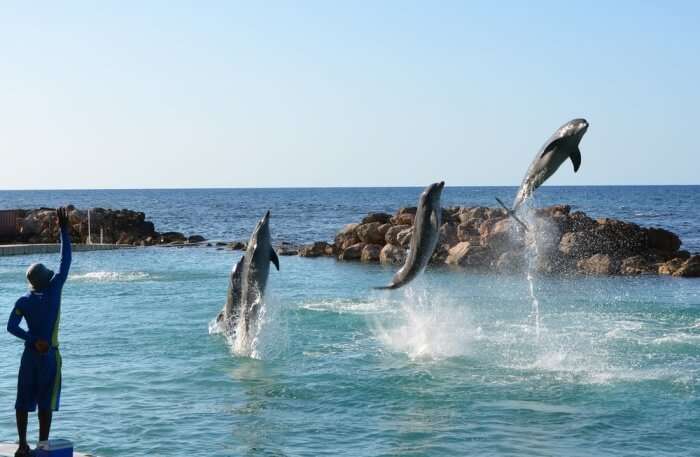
top-left (0, 187), bottom-right (699, 456)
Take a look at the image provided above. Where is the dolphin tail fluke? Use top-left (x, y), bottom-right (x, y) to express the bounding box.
top-left (495, 197), bottom-right (529, 232)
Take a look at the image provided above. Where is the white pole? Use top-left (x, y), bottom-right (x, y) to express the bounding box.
top-left (100, 228), bottom-right (104, 245)
top-left (87, 209), bottom-right (92, 245)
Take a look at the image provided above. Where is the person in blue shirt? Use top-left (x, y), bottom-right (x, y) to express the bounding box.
top-left (7, 207), bottom-right (71, 457)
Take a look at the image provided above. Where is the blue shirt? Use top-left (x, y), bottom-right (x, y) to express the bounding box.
top-left (7, 227), bottom-right (72, 349)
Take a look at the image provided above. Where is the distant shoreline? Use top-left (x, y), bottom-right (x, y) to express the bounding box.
top-left (0, 184), bottom-right (698, 192)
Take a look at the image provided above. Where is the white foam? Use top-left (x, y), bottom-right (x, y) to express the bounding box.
top-left (301, 299), bottom-right (393, 315)
top-left (69, 271), bottom-right (153, 282)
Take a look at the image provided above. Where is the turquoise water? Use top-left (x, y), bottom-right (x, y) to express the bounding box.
top-left (1, 246), bottom-right (699, 456)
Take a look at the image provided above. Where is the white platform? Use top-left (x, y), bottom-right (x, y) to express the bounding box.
top-left (0, 243), bottom-right (132, 257)
top-left (0, 442), bottom-right (91, 457)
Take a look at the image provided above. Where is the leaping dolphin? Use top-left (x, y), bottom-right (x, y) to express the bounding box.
top-left (497, 118), bottom-right (589, 228)
top-left (376, 181), bottom-right (444, 290)
top-left (217, 211), bottom-right (280, 334)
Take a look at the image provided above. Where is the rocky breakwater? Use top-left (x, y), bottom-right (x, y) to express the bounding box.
top-left (3, 206), bottom-right (205, 246)
top-left (299, 205), bottom-right (699, 277)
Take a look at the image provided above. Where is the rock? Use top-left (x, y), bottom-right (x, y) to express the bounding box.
top-left (362, 212), bottom-right (392, 224)
top-left (620, 255), bottom-right (654, 275)
top-left (325, 244), bottom-right (338, 256)
top-left (379, 244), bottom-right (406, 265)
top-left (535, 205), bottom-right (571, 218)
top-left (659, 258), bottom-right (685, 275)
top-left (385, 224), bottom-right (411, 245)
top-left (215, 241), bottom-right (227, 247)
top-left (480, 218), bottom-right (518, 252)
top-left (672, 255), bottom-right (700, 277)
top-left (396, 228), bottom-right (413, 248)
top-left (577, 254), bottom-right (619, 275)
top-left (495, 251), bottom-right (526, 273)
top-left (356, 222), bottom-right (386, 245)
top-left (445, 242), bottom-right (492, 268)
top-left (361, 244), bottom-right (383, 262)
top-left (439, 223), bottom-right (458, 246)
top-left (335, 223), bottom-right (360, 250)
top-left (645, 227), bottom-right (681, 253)
top-left (227, 241), bottom-right (246, 250)
top-left (188, 235), bottom-right (206, 243)
top-left (457, 219), bottom-right (482, 242)
top-left (391, 213), bottom-right (415, 226)
top-left (339, 243), bottom-right (365, 261)
top-left (430, 243), bottom-right (451, 265)
top-left (277, 243), bottom-right (299, 256)
top-left (457, 207), bottom-right (489, 223)
top-left (299, 241), bottom-right (331, 258)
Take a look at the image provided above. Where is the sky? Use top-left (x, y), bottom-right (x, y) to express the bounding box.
top-left (1, 1), bottom-right (698, 189)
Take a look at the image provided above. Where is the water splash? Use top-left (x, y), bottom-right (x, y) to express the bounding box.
top-left (209, 291), bottom-right (287, 360)
top-left (372, 284), bottom-right (478, 361)
top-left (518, 196), bottom-right (542, 339)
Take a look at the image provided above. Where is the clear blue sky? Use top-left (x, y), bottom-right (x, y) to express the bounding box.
top-left (1, 1), bottom-right (698, 189)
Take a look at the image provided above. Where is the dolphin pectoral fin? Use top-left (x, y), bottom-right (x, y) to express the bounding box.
top-left (540, 137), bottom-right (563, 159)
top-left (270, 248), bottom-right (280, 271)
top-left (495, 197), bottom-right (529, 231)
top-left (570, 146), bottom-right (581, 172)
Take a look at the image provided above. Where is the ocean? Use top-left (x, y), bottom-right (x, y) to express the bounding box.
top-left (0, 186), bottom-right (699, 456)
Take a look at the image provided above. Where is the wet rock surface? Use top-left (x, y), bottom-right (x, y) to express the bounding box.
top-left (304, 204), bottom-right (696, 277)
top-left (2, 206), bottom-right (205, 246)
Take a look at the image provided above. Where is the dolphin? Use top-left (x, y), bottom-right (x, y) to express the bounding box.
top-left (376, 181), bottom-right (444, 290)
top-left (513, 118), bottom-right (589, 210)
top-left (217, 211), bottom-right (280, 334)
top-left (496, 118), bottom-right (589, 228)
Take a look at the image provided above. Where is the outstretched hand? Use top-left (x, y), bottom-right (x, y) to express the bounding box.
top-left (56, 207), bottom-right (69, 229)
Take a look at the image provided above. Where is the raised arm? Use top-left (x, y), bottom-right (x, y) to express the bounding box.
top-left (51, 207), bottom-right (72, 286)
top-left (7, 300), bottom-right (36, 343)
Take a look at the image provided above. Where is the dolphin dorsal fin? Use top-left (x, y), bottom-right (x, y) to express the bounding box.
top-left (570, 146), bottom-right (581, 172)
top-left (270, 248), bottom-right (280, 271)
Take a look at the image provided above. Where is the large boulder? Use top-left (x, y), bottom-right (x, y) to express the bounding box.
top-left (445, 242), bottom-right (492, 268)
top-left (480, 218), bottom-right (518, 253)
top-left (457, 219), bottom-right (483, 242)
top-left (659, 258), bottom-right (685, 275)
top-left (396, 228), bottom-right (413, 248)
top-left (391, 213), bottom-right (415, 226)
top-left (361, 244), bottom-right (383, 262)
top-left (356, 222), bottom-right (386, 245)
top-left (299, 241), bottom-right (331, 258)
top-left (645, 227), bottom-right (681, 253)
top-left (439, 223), bottom-right (458, 247)
top-left (362, 212), bottom-right (392, 224)
top-left (672, 255), bottom-right (700, 277)
top-left (385, 224), bottom-right (411, 245)
top-left (160, 232), bottom-right (186, 244)
top-left (577, 254), bottom-right (619, 275)
top-left (335, 224), bottom-right (360, 250)
top-left (339, 242), bottom-right (365, 261)
top-left (620, 255), bottom-right (654, 275)
top-left (495, 251), bottom-right (526, 273)
top-left (458, 207), bottom-right (489, 223)
top-left (379, 244), bottom-right (406, 265)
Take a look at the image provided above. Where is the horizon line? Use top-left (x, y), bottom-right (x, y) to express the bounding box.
top-left (0, 183), bottom-right (698, 192)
